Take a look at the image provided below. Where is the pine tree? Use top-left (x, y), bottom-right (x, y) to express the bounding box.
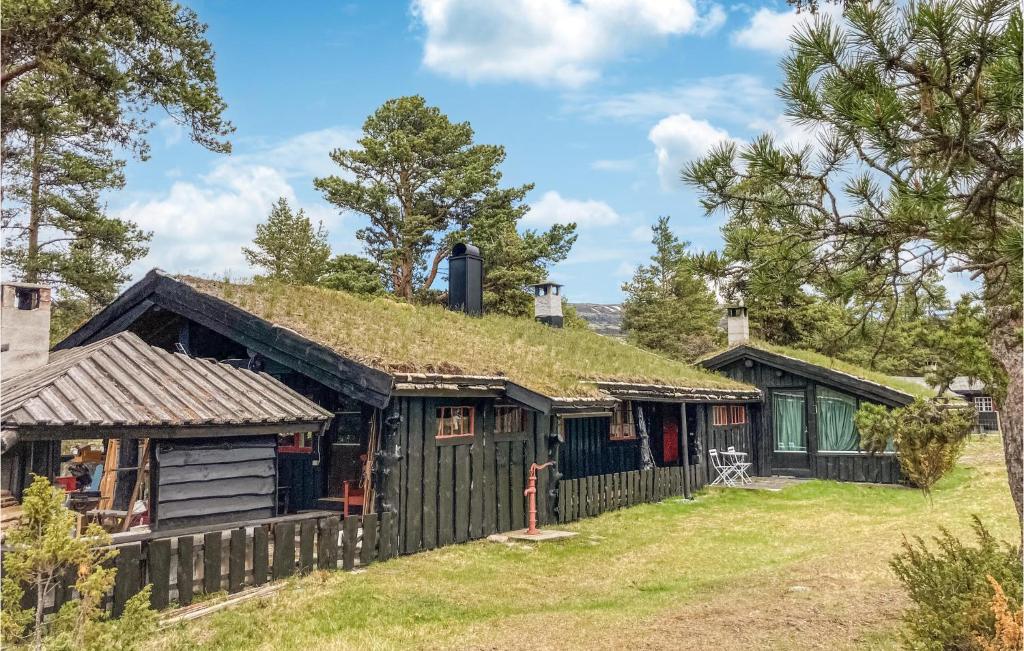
top-left (684, 1), bottom-right (1023, 522)
top-left (1, 105), bottom-right (151, 338)
top-left (622, 217), bottom-right (722, 361)
top-left (315, 96), bottom-right (575, 307)
top-left (243, 198), bottom-right (331, 286)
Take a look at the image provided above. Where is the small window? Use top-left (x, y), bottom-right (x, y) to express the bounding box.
top-left (974, 396), bottom-right (994, 413)
top-left (729, 405), bottom-right (747, 425)
top-left (279, 432), bottom-right (313, 453)
top-left (610, 402), bottom-right (636, 441)
top-left (712, 405), bottom-right (729, 427)
top-left (437, 406), bottom-right (475, 439)
top-left (495, 406), bottom-right (524, 434)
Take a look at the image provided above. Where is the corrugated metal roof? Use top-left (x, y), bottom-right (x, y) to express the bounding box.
top-left (1, 331), bottom-right (332, 430)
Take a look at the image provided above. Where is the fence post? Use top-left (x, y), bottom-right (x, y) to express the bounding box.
top-left (148, 539), bottom-right (172, 609)
top-left (112, 542), bottom-right (142, 617)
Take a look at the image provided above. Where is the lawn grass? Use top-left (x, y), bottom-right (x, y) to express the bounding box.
top-left (154, 436), bottom-right (1017, 651)
top-left (181, 276), bottom-right (749, 398)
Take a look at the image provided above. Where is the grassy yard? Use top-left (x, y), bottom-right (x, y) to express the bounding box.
top-left (156, 437), bottom-right (1017, 651)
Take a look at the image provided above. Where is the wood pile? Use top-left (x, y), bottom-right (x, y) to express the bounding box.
top-left (0, 489), bottom-right (24, 537)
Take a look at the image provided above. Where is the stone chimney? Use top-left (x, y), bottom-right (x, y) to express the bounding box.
top-left (1, 282), bottom-right (52, 378)
top-left (726, 303), bottom-right (749, 347)
top-left (529, 282), bottom-right (563, 328)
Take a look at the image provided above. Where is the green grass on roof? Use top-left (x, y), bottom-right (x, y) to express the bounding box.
top-left (748, 340), bottom-right (939, 399)
top-left (183, 277), bottom-right (750, 398)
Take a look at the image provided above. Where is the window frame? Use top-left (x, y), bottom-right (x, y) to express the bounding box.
top-left (278, 432), bottom-right (313, 453)
top-left (494, 405), bottom-right (525, 434)
top-left (609, 402), bottom-right (637, 441)
top-left (728, 405), bottom-right (747, 425)
top-left (436, 406), bottom-right (476, 440)
top-left (712, 405), bottom-right (729, 427)
top-left (974, 396), bottom-right (994, 413)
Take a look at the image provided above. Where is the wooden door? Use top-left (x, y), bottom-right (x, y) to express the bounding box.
top-left (661, 415), bottom-right (680, 464)
top-left (770, 389), bottom-right (811, 476)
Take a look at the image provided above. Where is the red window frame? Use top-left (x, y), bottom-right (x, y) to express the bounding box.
top-left (609, 402), bottom-right (637, 441)
top-left (437, 406), bottom-right (476, 439)
top-left (495, 405), bottom-right (524, 434)
top-left (712, 405), bottom-right (729, 427)
top-left (729, 405), bottom-right (747, 425)
top-left (279, 432), bottom-right (313, 453)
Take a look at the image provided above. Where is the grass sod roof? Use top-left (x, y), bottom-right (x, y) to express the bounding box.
top-left (707, 339), bottom-right (940, 400)
top-left (181, 277), bottom-right (752, 399)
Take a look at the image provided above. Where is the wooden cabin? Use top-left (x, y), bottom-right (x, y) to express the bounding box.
top-left (55, 268), bottom-right (763, 552)
top-left (1, 331), bottom-right (332, 531)
top-left (700, 341), bottom-right (935, 484)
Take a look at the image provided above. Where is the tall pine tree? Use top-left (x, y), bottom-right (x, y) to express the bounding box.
top-left (622, 217), bottom-right (722, 361)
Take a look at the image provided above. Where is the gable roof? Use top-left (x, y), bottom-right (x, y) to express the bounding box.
top-left (58, 270), bottom-right (757, 405)
top-left (4, 331), bottom-right (333, 438)
top-left (699, 341), bottom-right (939, 407)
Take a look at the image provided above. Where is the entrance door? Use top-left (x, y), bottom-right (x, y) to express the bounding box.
top-left (770, 389), bottom-right (810, 476)
top-left (661, 415), bottom-right (680, 464)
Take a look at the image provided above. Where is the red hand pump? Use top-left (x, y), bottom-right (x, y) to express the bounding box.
top-left (524, 461), bottom-right (555, 535)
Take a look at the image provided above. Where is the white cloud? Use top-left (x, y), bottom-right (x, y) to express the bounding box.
top-left (233, 127), bottom-right (359, 180)
top-left (730, 5), bottom-right (842, 54)
top-left (412, 0), bottom-right (722, 87)
top-left (575, 74), bottom-right (774, 123)
top-left (591, 158), bottom-right (636, 172)
top-left (648, 113), bottom-right (738, 190)
top-left (524, 190), bottom-right (622, 228)
top-left (747, 114), bottom-right (822, 151)
top-left (116, 129), bottom-right (356, 279)
top-left (694, 3), bottom-right (727, 36)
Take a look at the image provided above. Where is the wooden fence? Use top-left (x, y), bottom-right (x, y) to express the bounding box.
top-left (557, 466), bottom-right (687, 523)
top-left (36, 511), bottom-right (397, 618)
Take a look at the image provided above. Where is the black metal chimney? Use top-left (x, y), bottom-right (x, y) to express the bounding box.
top-left (447, 242), bottom-right (483, 316)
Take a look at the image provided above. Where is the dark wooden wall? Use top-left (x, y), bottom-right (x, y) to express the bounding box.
top-left (714, 358), bottom-right (901, 484)
top-left (558, 417), bottom-right (641, 480)
top-left (382, 397), bottom-right (555, 555)
top-left (153, 435), bottom-right (277, 530)
top-left (688, 403), bottom-right (757, 487)
top-left (1, 440), bottom-right (60, 500)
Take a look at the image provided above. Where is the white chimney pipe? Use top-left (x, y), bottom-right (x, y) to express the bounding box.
top-left (530, 282), bottom-right (564, 328)
top-left (726, 304), bottom-right (749, 346)
top-left (1, 282), bottom-right (52, 378)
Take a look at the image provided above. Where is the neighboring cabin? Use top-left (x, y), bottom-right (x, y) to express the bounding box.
top-left (895, 375), bottom-right (1000, 433)
top-left (700, 307), bottom-right (940, 484)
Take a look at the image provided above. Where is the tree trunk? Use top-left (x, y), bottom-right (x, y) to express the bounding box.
top-left (25, 135), bottom-right (43, 283)
top-left (34, 573), bottom-right (44, 650)
top-left (988, 308), bottom-right (1022, 531)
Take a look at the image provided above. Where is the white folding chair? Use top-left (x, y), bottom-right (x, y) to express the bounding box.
top-left (726, 446), bottom-right (753, 484)
top-left (708, 449), bottom-right (739, 487)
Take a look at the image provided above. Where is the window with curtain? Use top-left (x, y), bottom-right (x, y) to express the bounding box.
top-left (816, 387), bottom-right (860, 452)
top-left (773, 390), bottom-right (806, 452)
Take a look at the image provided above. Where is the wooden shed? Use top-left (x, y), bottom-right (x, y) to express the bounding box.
top-left (1, 331), bottom-right (332, 530)
top-left (700, 342), bottom-right (936, 483)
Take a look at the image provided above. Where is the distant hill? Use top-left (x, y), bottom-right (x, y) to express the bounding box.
top-left (570, 303), bottom-right (624, 338)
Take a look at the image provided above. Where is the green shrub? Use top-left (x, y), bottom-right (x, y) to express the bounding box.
top-left (857, 399), bottom-right (974, 500)
top-left (0, 475), bottom-right (156, 650)
top-left (890, 516), bottom-right (1022, 650)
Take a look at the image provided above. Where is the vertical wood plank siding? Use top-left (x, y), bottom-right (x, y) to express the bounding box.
top-left (387, 397), bottom-right (555, 554)
top-left (715, 358), bottom-right (901, 484)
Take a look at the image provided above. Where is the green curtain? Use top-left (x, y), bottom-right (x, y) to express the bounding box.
top-left (816, 387), bottom-right (860, 452)
top-left (773, 391), bottom-right (806, 452)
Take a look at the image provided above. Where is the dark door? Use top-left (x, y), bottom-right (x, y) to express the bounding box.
top-left (770, 389), bottom-right (811, 476)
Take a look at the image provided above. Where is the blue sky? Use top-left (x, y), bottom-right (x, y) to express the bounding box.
top-left (114, 0), bottom-right (879, 303)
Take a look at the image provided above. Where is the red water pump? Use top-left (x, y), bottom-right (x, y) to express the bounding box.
top-left (523, 461), bottom-right (555, 535)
